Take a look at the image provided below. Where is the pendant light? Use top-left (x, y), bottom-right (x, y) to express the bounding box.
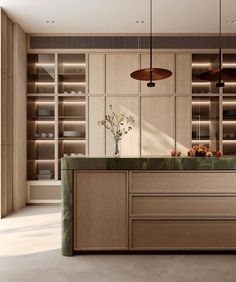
top-left (130, 0), bottom-right (172, 87)
top-left (199, 0), bottom-right (236, 87)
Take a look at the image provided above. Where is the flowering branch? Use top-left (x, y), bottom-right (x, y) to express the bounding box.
top-left (98, 105), bottom-right (135, 142)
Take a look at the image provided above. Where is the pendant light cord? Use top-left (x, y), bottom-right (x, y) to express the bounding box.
top-left (150, 0), bottom-right (153, 82)
top-left (219, 0), bottom-right (222, 81)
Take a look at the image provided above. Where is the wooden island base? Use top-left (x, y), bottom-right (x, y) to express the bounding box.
top-left (61, 157), bottom-right (236, 256)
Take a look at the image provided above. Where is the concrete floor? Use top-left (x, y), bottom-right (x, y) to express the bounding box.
top-left (1, 206), bottom-right (236, 282)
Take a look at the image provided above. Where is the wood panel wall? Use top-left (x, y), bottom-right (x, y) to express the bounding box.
top-left (13, 23), bottom-right (27, 211)
top-left (0, 10), bottom-right (27, 218)
top-left (0, 9), bottom-right (13, 218)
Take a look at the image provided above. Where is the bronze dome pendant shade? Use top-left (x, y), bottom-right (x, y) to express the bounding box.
top-left (199, 0), bottom-right (236, 87)
top-left (130, 0), bottom-right (172, 87)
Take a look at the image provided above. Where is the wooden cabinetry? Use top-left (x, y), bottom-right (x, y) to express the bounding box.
top-left (74, 171), bottom-right (128, 250)
top-left (129, 171), bottom-right (236, 250)
top-left (88, 96), bottom-right (105, 156)
top-left (176, 96), bottom-right (191, 154)
top-left (141, 96), bottom-right (175, 155)
top-left (88, 53), bottom-right (105, 94)
top-left (176, 53), bottom-right (192, 94)
top-left (106, 53), bottom-right (139, 94)
top-left (72, 170), bottom-right (236, 251)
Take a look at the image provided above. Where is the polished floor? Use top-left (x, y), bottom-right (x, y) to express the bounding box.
top-left (1, 206), bottom-right (236, 282)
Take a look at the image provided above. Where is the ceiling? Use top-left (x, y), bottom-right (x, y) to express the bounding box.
top-left (0, 0), bottom-right (236, 34)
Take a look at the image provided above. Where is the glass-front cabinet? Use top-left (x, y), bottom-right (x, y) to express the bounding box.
top-left (192, 53), bottom-right (236, 156)
top-left (192, 96), bottom-right (220, 152)
top-left (27, 53), bottom-right (87, 202)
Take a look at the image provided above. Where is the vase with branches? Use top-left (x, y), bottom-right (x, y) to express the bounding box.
top-left (98, 105), bottom-right (135, 155)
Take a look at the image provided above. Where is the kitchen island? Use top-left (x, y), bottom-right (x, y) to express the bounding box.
top-left (61, 157), bottom-right (236, 256)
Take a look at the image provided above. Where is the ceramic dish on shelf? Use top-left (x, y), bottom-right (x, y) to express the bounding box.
top-left (63, 131), bottom-right (85, 137)
top-left (37, 109), bottom-right (54, 116)
top-left (38, 169), bottom-right (52, 175)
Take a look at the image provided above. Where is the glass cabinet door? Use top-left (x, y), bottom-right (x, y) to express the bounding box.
top-left (223, 54), bottom-right (236, 94)
top-left (223, 97), bottom-right (236, 155)
top-left (27, 96), bottom-right (56, 180)
top-left (192, 54), bottom-right (220, 94)
top-left (192, 96), bottom-right (220, 152)
top-left (27, 54), bottom-right (55, 94)
top-left (58, 54), bottom-right (86, 94)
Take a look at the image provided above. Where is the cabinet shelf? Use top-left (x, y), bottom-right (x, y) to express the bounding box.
top-left (59, 137), bottom-right (86, 141)
top-left (28, 139), bottom-right (55, 141)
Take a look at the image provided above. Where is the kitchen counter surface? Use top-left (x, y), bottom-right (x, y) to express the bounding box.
top-left (61, 156), bottom-right (236, 171)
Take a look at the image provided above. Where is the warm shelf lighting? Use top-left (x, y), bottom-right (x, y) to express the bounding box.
top-left (61, 140), bottom-right (86, 143)
top-left (192, 140), bottom-right (211, 143)
top-left (62, 63), bottom-right (86, 67)
top-left (192, 120), bottom-right (211, 124)
top-left (224, 82), bottom-right (236, 85)
top-left (35, 63), bottom-right (55, 67)
top-left (192, 101), bottom-right (211, 105)
top-left (35, 101), bottom-right (55, 105)
top-left (35, 82), bottom-right (54, 85)
top-left (62, 101), bottom-right (86, 105)
top-left (62, 82), bottom-right (86, 85)
top-left (192, 63), bottom-right (236, 68)
top-left (223, 140), bottom-right (236, 143)
top-left (223, 63), bottom-right (236, 67)
top-left (35, 160), bottom-right (55, 162)
top-left (192, 63), bottom-right (211, 67)
top-left (222, 121), bottom-right (236, 124)
top-left (35, 121), bottom-right (55, 124)
top-left (62, 121), bottom-right (86, 124)
top-left (222, 101), bottom-right (236, 105)
top-left (192, 82), bottom-right (211, 86)
top-left (35, 140), bottom-right (55, 143)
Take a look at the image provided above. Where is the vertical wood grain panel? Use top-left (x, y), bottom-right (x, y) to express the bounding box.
top-left (13, 23), bottom-right (27, 211)
top-left (176, 96), bottom-right (191, 155)
top-left (141, 96), bottom-right (174, 155)
top-left (106, 53), bottom-right (139, 94)
top-left (141, 53), bottom-right (175, 94)
top-left (176, 53), bottom-right (192, 94)
top-left (74, 171), bottom-right (128, 250)
top-left (88, 96), bottom-right (105, 156)
top-left (88, 53), bottom-right (105, 94)
top-left (106, 96), bottom-right (140, 156)
top-left (0, 10), bottom-right (13, 218)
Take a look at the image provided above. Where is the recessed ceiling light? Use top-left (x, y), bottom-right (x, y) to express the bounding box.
top-left (46, 20), bottom-right (56, 24)
top-left (136, 20), bottom-right (144, 24)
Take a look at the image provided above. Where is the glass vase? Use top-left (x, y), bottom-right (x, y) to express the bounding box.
top-left (114, 139), bottom-right (120, 156)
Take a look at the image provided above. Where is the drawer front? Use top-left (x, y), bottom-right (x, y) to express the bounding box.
top-left (131, 172), bottom-right (236, 194)
top-left (131, 195), bottom-right (236, 218)
top-left (131, 219), bottom-right (236, 249)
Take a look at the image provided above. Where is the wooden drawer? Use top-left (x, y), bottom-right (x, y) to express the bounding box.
top-left (130, 195), bottom-right (236, 218)
top-left (130, 172), bottom-right (236, 194)
top-left (131, 219), bottom-right (236, 250)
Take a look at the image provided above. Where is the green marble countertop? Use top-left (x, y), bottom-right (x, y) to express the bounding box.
top-left (61, 156), bottom-right (236, 170)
